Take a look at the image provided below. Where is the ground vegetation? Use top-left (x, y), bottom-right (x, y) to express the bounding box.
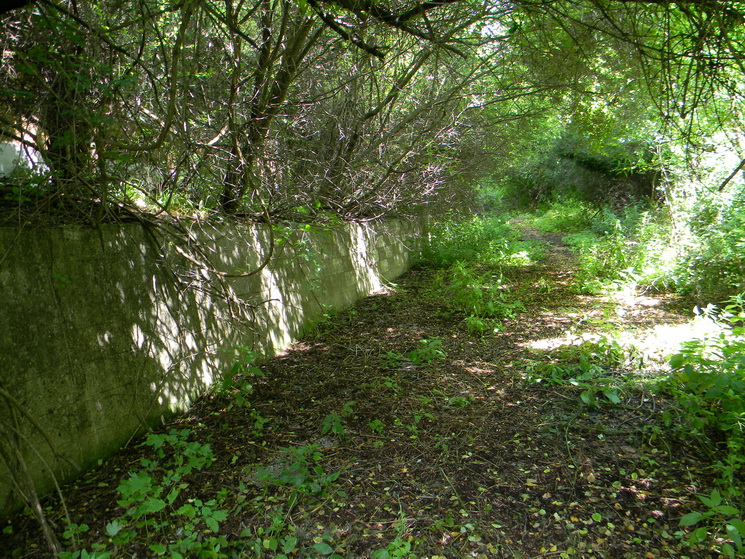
top-left (4, 0), bottom-right (745, 555)
top-left (4, 217), bottom-right (744, 557)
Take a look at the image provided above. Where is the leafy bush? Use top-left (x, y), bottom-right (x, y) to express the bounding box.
top-left (524, 336), bottom-right (638, 407)
top-left (661, 296), bottom-right (745, 455)
top-left (423, 215), bottom-right (545, 268)
top-left (422, 215), bottom-right (517, 267)
top-left (657, 295), bottom-right (745, 555)
top-left (530, 199), bottom-right (598, 233)
top-left (253, 444), bottom-right (340, 497)
top-left (431, 262), bottom-right (524, 332)
top-left (531, 200), bottom-right (677, 294)
top-left (675, 192), bottom-right (745, 304)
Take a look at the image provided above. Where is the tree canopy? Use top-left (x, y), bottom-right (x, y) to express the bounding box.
top-left (1, 0), bottom-right (745, 222)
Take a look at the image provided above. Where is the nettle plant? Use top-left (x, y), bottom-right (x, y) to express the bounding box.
top-left (432, 262), bottom-right (524, 334)
top-left (524, 336), bottom-right (639, 408)
top-left (380, 338), bottom-right (447, 369)
top-left (321, 400), bottom-right (357, 438)
top-left (215, 345), bottom-right (270, 435)
top-left (60, 429), bottom-right (230, 559)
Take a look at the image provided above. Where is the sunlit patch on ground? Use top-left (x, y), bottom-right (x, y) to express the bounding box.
top-left (525, 313), bottom-right (724, 372)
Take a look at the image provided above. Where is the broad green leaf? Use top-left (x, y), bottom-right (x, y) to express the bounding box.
top-left (728, 518), bottom-right (745, 534)
top-left (699, 488), bottom-right (721, 507)
top-left (726, 523), bottom-right (743, 549)
top-left (176, 504), bottom-right (196, 518)
top-left (149, 543), bottom-right (167, 555)
top-left (313, 542), bottom-right (335, 555)
top-left (603, 389), bottom-right (621, 404)
top-left (679, 512), bottom-right (704, 526)
top-left (669, 354), bottom-right (685, 369)
top-left (105, 520), bottom-right (123, 536)
top-left (690, 526), bottom-right (709, 543)
top-left (282, 535), bottom-right (298, 553)
top-left (580, 390), bottom-right (596, 406)
top-left (205, 516), bottom-right (219, 532)
top-left (141, 498), bottom-right (166, 514)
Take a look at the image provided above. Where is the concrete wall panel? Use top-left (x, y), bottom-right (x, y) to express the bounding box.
top-left (0, 218), bottom-right (424, 517)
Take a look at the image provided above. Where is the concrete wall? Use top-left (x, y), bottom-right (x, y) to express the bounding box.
top-left (0, 218), bottom-right (425, 517)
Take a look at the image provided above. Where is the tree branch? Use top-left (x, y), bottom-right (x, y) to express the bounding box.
top-left (307, 0), bottom-right (386, 59)
top-left (0, 0), bottom-right (33, 16)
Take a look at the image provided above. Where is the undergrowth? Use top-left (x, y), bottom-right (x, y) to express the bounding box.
top-left (10, 207), bottom-right (745, 557)
top-left (511, 200), bottom-right (745, 555)
top-left (656, 296), bottom-right (745, 557)
top-left (421, 215), bottom-right (538, 334)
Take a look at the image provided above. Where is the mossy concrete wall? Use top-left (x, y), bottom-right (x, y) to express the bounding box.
top-left (0, 218), bottom-right (424, 518)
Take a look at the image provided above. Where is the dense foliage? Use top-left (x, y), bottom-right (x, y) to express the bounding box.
top-left (3, 0), bottom-right (745, 225)
top-left (0, 0), bottom-right (516, 221)
top-left (5, 1), bottom-right (745, 554)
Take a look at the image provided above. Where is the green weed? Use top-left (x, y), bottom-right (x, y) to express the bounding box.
top-left (58, 428), bottom-right (230, 558)
top-left (524, 337), bottom-right (637, 408)
top-left (380, 339), bottom-right (446, 369)
top-left (656, 294), bottom-right (745, 554)
top-left (677, 489), bottom-right (745, 558)
top-left (408, 338), bottom-right (447, 365)
top-left (321, 401), bottom-right (356, 438)
top-left (431, 262), bottom-right (524, 332)
top-left (253, 444), bottom-right (340, 497)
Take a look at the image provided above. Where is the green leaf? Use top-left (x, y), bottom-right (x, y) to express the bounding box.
top-left (721, 542), bottom-right (735, 559)
top-left (141, 498), bottom-right (167, 514)
top-left (603, 389), bottom-right (621, 404)
top-left (669, 353), bottom-right (685, 369)
top-left (212, 509), bottom-right (229, 522)
top-left (679, 512), bottom-right (704, 526)
top-left (728, 518), bottom-right (745, 534)
top-left (282, 535), bottom-right (298, 553)
top-left (689, 526), bottom-right (709, 543)
top-left (149, 543), bottom-right (167, 555)
top-left (176, 504), bottom-right (196, 518)
top-left (205, 516), bottom-right (219, 532)
top-left (313, 542), bottom-right (335, 555)
top-left (580, 390), bottom-right (596, 406)
top-left (726, 523), bottom-right (743, 550)
top-left (715, 505), bottom-right (740, 516)
top-left (371, 550), bottom-right (390, 559)
top-left (591, 512), bottom-right (602, 522)
top-left (166, 487), bottom-right (181, 504)
top-left (700, 489), bottom-right (722, 508)
top-left (105, 520), bottom-right (124, 536)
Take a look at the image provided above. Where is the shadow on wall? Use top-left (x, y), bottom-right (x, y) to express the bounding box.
top-left (0, 218), bottom-right (424, 518)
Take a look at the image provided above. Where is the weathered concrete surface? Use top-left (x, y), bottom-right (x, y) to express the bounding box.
top-left (0, 218), bottom-right (424, 517)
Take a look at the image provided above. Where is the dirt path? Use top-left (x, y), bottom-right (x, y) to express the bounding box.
top-left (5, 229), bottom-right (718, 558)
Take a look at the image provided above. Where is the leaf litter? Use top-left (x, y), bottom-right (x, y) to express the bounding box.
top-left (3, 230), bottom-right (724, 558)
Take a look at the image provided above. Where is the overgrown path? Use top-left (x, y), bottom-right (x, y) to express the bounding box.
top-left (6, 228), bottom-right (719, 558)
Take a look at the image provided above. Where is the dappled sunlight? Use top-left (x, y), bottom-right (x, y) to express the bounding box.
top-left (621, 315), bottom-right (723, 363)
top-left (1, 218), bottom-right (422, 519)
top-left (525, 305), bottom-right (723, 371)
